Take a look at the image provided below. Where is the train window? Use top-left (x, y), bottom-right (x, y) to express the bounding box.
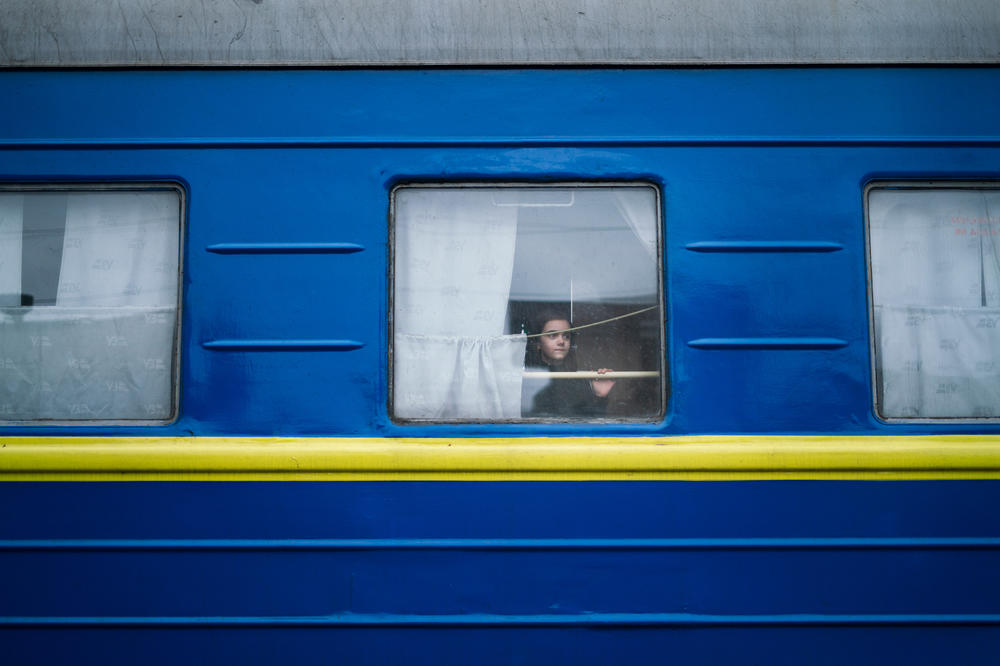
top-left (391, 184), bottom-right (664, 422)
top-left (0, 186), bottom-right (182, 422)
top-left (868, 183), bottom-right (1000, 420)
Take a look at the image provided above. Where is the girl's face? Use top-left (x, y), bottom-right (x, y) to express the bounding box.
top-left (537, 319), bottom-right (571, 364)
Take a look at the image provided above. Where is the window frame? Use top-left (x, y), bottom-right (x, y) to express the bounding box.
top-left (388, 180), bottom-right (667, 425)
top-left (0, 181), bottom-right (186, 426)
top-left (865, 179), bottom-right (1000, 423)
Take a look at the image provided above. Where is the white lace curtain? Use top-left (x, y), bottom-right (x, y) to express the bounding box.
top-left (393, 189), bottom-right (526, 419)
top-left (870, 189), bottom-right (1000, 418)
top-left (0, 191), bottom-right (179, 420)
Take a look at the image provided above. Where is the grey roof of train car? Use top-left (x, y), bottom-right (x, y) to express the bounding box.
top-left (2, 0), bottom-right (999, 66)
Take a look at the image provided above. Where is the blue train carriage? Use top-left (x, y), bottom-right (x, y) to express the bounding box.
top-left (2, 0), bottom-right (1000, 663)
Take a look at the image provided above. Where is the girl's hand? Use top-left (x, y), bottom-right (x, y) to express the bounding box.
top-left (591, 368), bottom-right (616, 398)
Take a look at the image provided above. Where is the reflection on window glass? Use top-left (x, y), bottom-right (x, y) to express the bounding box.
top-left (869, 184), bottom-right (1000, 419)
top-left (0, 188), bottom-right (181, 421)
top-left (393, 184), bottom-right (664, 421)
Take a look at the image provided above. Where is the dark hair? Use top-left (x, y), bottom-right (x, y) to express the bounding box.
top-left (530, 308), bottom-right (571, 337)
top-left (525, 307), bottom-right (576, 369)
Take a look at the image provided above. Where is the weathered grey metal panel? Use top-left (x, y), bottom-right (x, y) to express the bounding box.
top-left (2, 0), bottom-right (999, 66)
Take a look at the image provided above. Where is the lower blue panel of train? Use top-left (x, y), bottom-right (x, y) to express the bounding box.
top-left (6, 626), bottom-right (1000, 665)
top-left (2, 481), bottom-right (1000, 664)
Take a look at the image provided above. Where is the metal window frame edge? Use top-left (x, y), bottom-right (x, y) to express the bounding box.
top-left (387, 180), bottom-right (668, 426)
top-left (0, 180), bottom-right (186, 426)
top-left (865, 179), bottom-right (1000, 424)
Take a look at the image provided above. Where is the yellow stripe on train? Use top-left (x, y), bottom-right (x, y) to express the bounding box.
top-left (2, 436), bottom-right (1000, 481)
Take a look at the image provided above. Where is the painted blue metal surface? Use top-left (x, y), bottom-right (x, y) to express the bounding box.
top-left (2, 481), bottom-right (1000, 663)
top-left (3, 68), bottom-right (1000, 663)
top-left (201, 340), bottom-right (365, 352)
top-left (4, 625), bottom-right (996, 665)
top-left (685, 241), bottom-right (845, 252)
top-left (205, 243), bottom-right (366, 254)
top-left (1, 68), bottom-right (999, 436)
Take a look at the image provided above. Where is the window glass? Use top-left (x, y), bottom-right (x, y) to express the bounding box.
top-left (868, 184), bottom-right (1000, 419)
top-left (392, 184), bottom-right (664, 422)
top-left (0, 187), bottom-right (181, 422)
